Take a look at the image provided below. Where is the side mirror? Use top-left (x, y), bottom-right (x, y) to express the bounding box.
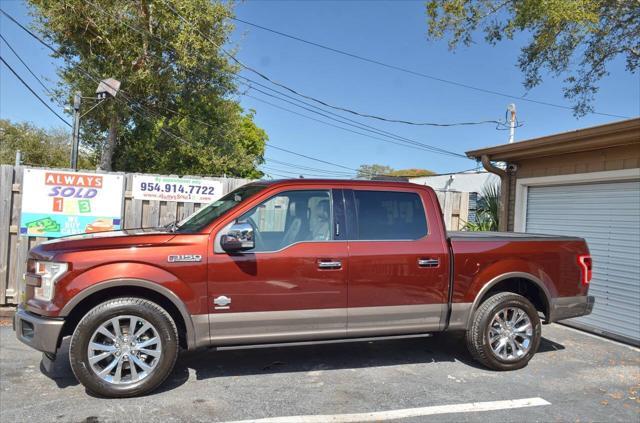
top-left (220, 221), bottom-right (255, 252)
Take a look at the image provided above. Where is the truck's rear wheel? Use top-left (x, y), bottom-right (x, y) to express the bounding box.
top-left (466, 292), bottom-right (541, 371)
top-left (69, 297), bottom-right (178, 397)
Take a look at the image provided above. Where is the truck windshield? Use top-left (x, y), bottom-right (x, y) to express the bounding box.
top-left (173, 184), bottom-right (267, 233)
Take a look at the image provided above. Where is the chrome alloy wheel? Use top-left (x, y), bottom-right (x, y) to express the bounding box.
top-left (87, 315), bottom-right (162, 385)
top-left (487, 307), bottom-right (533, 361)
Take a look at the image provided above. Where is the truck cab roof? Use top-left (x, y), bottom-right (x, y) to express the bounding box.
top-left (249, 178), bottom-right (429, 190)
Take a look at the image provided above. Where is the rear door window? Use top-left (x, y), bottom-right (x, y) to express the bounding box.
top-left (353, 190), bottom-right (427, 240)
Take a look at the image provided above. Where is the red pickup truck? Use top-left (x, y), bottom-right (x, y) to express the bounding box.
top-left (15, 179), bottom-right (594, 397)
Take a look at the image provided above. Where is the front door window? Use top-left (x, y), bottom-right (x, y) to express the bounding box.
top-left (240, 190), bottom-right (332, 252)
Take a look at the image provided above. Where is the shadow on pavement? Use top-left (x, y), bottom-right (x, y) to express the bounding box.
top-left (40, 333), bottom-right (565, 395)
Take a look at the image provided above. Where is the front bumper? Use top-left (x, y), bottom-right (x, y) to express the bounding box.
top-left (13, 306), bottom-right (64, 354)
top-left (549, 295), bottom-right (595, 322)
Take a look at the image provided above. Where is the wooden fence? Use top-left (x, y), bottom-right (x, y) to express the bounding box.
top-left (435, 190), bottom-right (472, 231)
top-left (0, 165), bottom-right (473, 305)
top-left (0, 165), bottom-right (249, 305)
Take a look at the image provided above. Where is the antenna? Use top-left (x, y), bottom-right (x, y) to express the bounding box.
top-left (507, 103), bottom-right (517, 143)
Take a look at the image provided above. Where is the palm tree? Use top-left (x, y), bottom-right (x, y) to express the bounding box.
top-left (464, 182), bottom-right (500, 231)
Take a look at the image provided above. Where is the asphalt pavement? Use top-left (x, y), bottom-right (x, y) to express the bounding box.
top-left (0, 322), bottom-right (638, 422)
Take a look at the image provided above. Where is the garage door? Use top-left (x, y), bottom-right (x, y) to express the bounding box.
top-left (525, 180), bottom-right (640, 345)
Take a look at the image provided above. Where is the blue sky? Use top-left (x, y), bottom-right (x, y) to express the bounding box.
top-left (1, 0), bottom-right (638, 176)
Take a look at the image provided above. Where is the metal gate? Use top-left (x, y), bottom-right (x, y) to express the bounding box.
top-left (525, 180), bottom-right (640, 345)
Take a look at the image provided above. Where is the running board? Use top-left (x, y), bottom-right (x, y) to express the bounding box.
top-left (214, 333), bottom-right (433, 351)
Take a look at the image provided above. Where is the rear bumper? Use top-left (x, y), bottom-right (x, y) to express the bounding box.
top-left (549, 295), bottom-right (595, 323)
top-left (13, 306), bottom-right (64, 354)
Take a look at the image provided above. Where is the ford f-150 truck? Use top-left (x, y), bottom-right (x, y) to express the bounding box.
top-left (14, 179), bottom-right (594, 397)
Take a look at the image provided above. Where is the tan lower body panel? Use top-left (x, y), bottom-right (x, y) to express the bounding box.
top-left (191, 314), bottom-right (211, 348)
top-left (347, 304), bottom-right (444, 336)
top-left (210, 308), bottom-right (346, 346)
top-left (447, 303), bottom-right (473, 330)
top-left (207, 304), bottom-right (445, 347)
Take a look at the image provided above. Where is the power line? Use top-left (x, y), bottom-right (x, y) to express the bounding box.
top-left (0, 7), bottom-right (378, 178)
top-left (266, 157), bottom-right (355, 175)
top-left (1, 9), bottom-right (56, 53)
top-left (115, 83), bottom-right (465, 178)
top-left (262, 163), bottom-right (354, 177)
top-left (162, 2), bottom-right (516, 127)
top-left (0, 9), bottom-right (202, 148)
top-left (231, 16), bottom-right (629, 120)
top-left (266, 144), bottom-right (483, 178)
top-left (236, 74), bottom-right (491, 148)
top-left (261, 165), bottom-right (353, 178)
top-left (0, 10), bottom-right (241, 152)
top-left (0, 7), bottom-right (472, 180)
top-left (75, 0), bottom-right (471, 158)
top-left (267, 144), bottom-right (360, 172)
top-left (265, 156), bottom-right (483, 179)
top-left (239, 80), bottom-right (469, 158)
top-left (0, 33), bottom-right (54, 95)
top-left (77, 0), bottom-right (477, 158)
top-left (261, 170), bottom-right (302, 179)
top-left (0, 56), bottom-right (71, 127)
top-left (263, 159), bottom-right (483, 178)
top-left (245, 91), bottom-right (466, 158)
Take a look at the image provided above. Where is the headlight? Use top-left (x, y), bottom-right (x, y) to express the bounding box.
top-left (33, 261), bottom-right (68, 301)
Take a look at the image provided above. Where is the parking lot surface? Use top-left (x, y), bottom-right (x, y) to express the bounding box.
top-left (1, 323), bottom-right (638, 422)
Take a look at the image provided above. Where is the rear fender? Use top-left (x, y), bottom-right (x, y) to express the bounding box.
top-left (450, 259), bottom-right (555, 331)
top-left (465, 258), bottom-right (556, 304)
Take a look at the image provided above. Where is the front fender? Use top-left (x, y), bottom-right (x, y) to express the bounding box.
top-left (55, 263), bottom-right (200, 349)
top-left (58, 261), bottom-right (197, 313)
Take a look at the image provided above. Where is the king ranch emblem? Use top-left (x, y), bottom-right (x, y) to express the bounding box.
top-left (167, 255), bottom-right (202, 263)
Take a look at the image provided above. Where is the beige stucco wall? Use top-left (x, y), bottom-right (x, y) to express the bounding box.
top-left (506, 143), bottom-right (640, 230)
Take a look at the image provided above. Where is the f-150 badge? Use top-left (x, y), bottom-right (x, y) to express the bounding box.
top-left (167, 254), bottom-right (202, 263)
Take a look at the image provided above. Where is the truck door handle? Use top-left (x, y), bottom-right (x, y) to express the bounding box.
top-left (418, 258), bottom-right (440, 268)
top-left (318, 260), bottom-right (342, 269)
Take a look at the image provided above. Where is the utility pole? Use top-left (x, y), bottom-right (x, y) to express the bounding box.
top-left (70, 91), bottom-right (81, 170)
top-left (95, 78), bottom-right (121, 171)
top-left (15, 150), bottom-right (21, 166)
top-left (507, 103), bottom-right (517, 144)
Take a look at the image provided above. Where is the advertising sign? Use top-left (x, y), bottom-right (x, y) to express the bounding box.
top-left (19, 169), bottom-right (124, 238)
top-left (132, 175), bottom-right (224, 203)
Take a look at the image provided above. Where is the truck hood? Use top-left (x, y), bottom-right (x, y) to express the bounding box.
top-left (29, 228), bottom-right (177, 260)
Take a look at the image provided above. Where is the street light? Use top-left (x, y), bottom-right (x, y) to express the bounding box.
top-left (95, 78), bottom-right (121, 100)
top-left (70, 78), bottom-right (121, 170)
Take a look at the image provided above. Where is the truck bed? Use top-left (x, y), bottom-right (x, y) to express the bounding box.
top-left (447, 230), bottom-right (590, 305)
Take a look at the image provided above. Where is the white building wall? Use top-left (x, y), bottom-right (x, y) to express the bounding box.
top-left (409, 171), bottom-right (498, 193)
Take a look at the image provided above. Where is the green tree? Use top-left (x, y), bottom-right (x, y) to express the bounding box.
top-left (357, 164), bottom-right (435, 179)
top-left (463, 182), bottom-right (500, 231)
top-left (388, 168), bottom-right (435, 177)
top-left (356, 164), bottom-right (395, 179)
top-left (425, 0), bottom-right (639, 116)
top-left (28, 0), bottom-right (266, 177)
top-left (0, 119), bottom-right (94, 168)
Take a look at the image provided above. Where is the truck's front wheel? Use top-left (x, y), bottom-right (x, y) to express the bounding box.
top-left (466, 292), bottom-right (541, 371)
top-left (69, 297), bottom-right (178, 397)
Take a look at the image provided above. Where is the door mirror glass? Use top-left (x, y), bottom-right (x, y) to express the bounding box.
top-left (220, 221), bottom-right (255, 252)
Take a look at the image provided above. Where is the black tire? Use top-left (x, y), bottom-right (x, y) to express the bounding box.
top-left (466, 292), bottom-right (541, 371)
top-left (69, 297), bottom-right (179, 397)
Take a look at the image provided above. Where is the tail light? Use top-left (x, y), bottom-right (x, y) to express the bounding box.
top-left (578, 255), bottom-right (592, 285)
